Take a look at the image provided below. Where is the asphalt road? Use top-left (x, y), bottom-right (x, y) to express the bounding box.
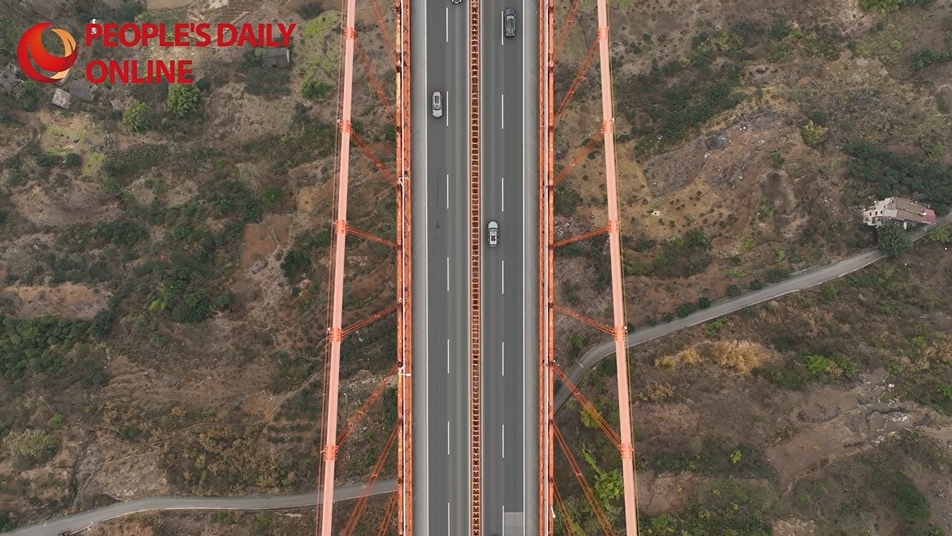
top-left (410, 0), bottom-right (472, 534)
top-left (6, 481), bottom-right (396, 536)
top-left (554, 214), bottom-right (952, 413)
top-left (480, 1), bottom-right (540, 535)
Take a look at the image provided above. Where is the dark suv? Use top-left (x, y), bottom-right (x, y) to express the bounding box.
top-left (504, 8), bottom-right (516, 38)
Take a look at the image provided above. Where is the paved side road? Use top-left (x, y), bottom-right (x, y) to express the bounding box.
top-left (7, 480), bottom-right (396, 536)
top-left (554, 214), bottom-right (952, 413)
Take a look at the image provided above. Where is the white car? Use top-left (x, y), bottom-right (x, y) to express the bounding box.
top-left (431, 91), bottom-right (443, 118)
top-left (487, 221), bottom-right (498, 247)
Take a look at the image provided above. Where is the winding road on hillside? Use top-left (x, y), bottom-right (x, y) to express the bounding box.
top-left (5, 481), bottom-right (396, 536)
top-left (553, 214), bottom-right (952, 412)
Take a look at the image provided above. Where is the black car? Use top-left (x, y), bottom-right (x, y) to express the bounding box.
top-left (504, 8), bottom-right (516, 38)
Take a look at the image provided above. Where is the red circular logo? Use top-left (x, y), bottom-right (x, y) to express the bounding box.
top-left (17, 23), bottom-right (78, 84)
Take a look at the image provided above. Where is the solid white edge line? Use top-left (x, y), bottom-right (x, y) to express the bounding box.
top-left (521, 0), bottom-right (528, 518)
top-left (422, 0), bottom-right (431, 530)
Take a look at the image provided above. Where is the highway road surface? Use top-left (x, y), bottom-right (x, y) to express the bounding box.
top-left (6, 481), bottom-right (396, 536)
top-left (410, 0), bottom-right (472, 534)
top-left (480, 0), bottom-right (540, 535)
top-left (554, 214), bottom-right (952, 413)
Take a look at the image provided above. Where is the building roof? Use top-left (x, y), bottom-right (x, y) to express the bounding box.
top-left (0, 64), bottom-right (20, 92)
top-left (862, 196), bottom-right (937, 227)
top-left (892, 197), bottom-right (936, 224)
top-left (52, 88), bottom-right (72, 109)
top-left (262, 48), bottom-right (290, 68)
top-left (67, 79), bottom-right (97, 102)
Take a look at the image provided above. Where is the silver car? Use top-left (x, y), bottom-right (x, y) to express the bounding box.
top-left (488, 221), bottom-right (498, 247)
top-left (431, 90), bottom-right (443, 118)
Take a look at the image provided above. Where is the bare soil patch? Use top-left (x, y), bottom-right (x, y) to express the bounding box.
top-left (0, 284), bottom-right (110, 320)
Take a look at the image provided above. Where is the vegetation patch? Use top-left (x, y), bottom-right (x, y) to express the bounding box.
top-left (844, 140), bottom-right (952, 214)
top-left (638, 480), bottom-right (773, 535)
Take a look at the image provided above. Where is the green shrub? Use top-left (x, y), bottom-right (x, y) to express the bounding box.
top-left (64, 152), bottom-right (82, 167)
top-left (820, 283), bottom-right (838, 302)
top-left (263, 186), bottom-right (282, 206)
top-left (726, 284), bottom-right (741, 297)
top-left (925, 226), bottom-right (951, 245)
top-left (749, 279), bottom-right (764, 290)
top-left (0, 511), bottom-right (14, 531)
top-left (167, 84), bottom-right (201, 118)
top-left (895, 481), bottom-right (930, 523)
top-left (697, 296), bottom-right (712, 309)
top-left (215, 292), bottom-right (235, 311)
top-left (676, 303), bottom-right (698, 318)
top-left (301, 78), bottom-right (333, 100)
top-left (801, 120), bottom-right (828, 148)
top-left (122, 99), bottom-right (150, 132)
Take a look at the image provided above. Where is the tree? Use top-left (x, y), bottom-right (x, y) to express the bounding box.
top-left (579, 407), bottom-right (599, 429)
top-left (593, 469), bottom-right (623, 504)
top-left (281, 249), bottom-right (312, 283)
top-left (925, 226), bottom-right (951, 245)
top-left (91, 310), bottom-right (114, 341)
top-left (800, 120), bottom-right (828, 148)
top-left (877, 224), bottom-right (912, 257)
top-left (122, 99), bottom-right (149, 132)
top-left (64, 152), bottom-right (82, 167)
top-left (167, 84), bottom-right (201, 118)
top-left (301, 78), bottom-right (332, 100)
